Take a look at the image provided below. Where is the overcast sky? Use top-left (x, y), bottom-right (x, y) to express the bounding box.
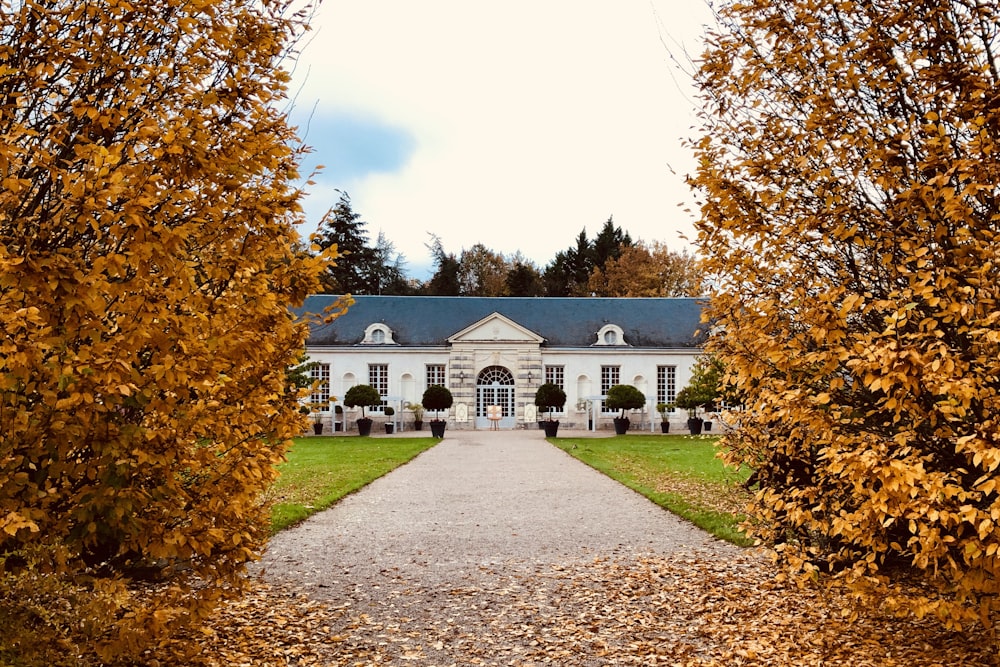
top-left (286, 1), bottom-right (716, 279)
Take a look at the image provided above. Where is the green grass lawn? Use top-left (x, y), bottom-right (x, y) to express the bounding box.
top-left (267, 436), bottom-right (438, 533)
top-left (552, 434), bottom-right (755, 546)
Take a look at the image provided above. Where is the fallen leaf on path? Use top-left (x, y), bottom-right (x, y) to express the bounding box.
top-left (157, 552), bottom-right (997, 666)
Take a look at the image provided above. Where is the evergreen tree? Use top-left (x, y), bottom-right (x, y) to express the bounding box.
top-left (542, 249), bottom-right (575, 297)
top-left (566, 228), bottom-right (596, 293)
top-left (591, 216), bottom-right (632, 269)
top-left (506, 257), bottom-right (545, 296)
top-left (423, 234), bottom-right (461, 296)
top-left (365, 231), bottom-right (411, 295)
top-left (314, 191), bottom-right (374, 293)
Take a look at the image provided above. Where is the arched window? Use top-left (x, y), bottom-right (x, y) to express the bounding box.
top-left (595, 323), bottom-right (627, 346)
top-left (363, 323), bottom-right (394, 344)
top-left (477, 365), bottom-right (515, 385)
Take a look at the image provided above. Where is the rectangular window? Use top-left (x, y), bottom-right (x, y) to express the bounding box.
top-left (657, 365), bottom-right (677, 412)
top-left (600, 365), bottom-right (620, 412)
top-left (369, 363), bottom-right (388, 412)
top-left (544, 365), bottom-right (564, 388)
top-left (544, 365), bottom-right (565, 414)
top-left (310, 362), bottom-right (331, 409)
top-left (426, 364), bottom-right (446, 388)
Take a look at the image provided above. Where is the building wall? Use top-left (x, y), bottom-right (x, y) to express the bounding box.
top-left (304, 342), bottom-right (702, 432)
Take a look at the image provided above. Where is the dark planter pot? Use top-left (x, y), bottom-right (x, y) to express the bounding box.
top-left (384, 423), bottom-right (394, 434)
top-left (703, 421), bottom-right (713, 432)
top-left (613, 417), bottom-right (630, 435)
top-left (357, 418), bottom-right (373, 437)
top-left (334, 422), bottom-right (343, 432)
top-left (414, 421), bottom-right (423, 431)
top-left (430, 420), bottom-right (446, 438)
top-left (537, 420), bottom-right (545, 430)
top-left (687, 417), bottom-right (703, 435)
top-left (312, 422), bottom-right (324, 435)
top-left (660, 422), bottom-right (670, 433)
top-left (542, 420), bottom-right (560, 437)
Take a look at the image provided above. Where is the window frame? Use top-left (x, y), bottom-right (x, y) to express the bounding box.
top-left (600, 365), bottom-right (620, 413)
top-left (657, 365), bottom-right (677, 412)
top-left (309, 362), bottom-right (331, 409)
top-left (368, 363), bottom-right (389, 412)
top-left (544, 365), bottom-right (566, 415)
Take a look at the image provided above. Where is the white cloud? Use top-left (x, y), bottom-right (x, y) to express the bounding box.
top-left (289, 0), bottom-right (715, 277)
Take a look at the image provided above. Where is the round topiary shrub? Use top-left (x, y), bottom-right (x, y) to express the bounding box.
top-left (534, 383), bottom-right (567, 421)
top-left (605, 384), bottom-right (645, 418)
top-left (343, 384), bottom-right (381, 418)
top-left (421, 384), bottom-right (453, 419)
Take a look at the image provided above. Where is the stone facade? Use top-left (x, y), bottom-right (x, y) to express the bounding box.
top-left (298, 296), bottom-right (705, 432)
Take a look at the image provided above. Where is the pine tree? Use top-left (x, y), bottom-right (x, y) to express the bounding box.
top-left (314, 191), bottom-right (374, 293)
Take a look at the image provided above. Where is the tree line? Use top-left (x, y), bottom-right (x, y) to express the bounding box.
top-left (311, 191), bottom-right (703, 297)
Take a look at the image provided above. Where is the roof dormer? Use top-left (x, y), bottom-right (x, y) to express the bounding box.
top-left (362, 322), bottom-right (395, 344)
top-left (595, 323), bottom-right (628, 346)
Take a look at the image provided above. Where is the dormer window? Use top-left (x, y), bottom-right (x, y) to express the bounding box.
top-left (363, 323), bottom-right (395, 344)
top-left (595, 323), bottom-right (627, 346)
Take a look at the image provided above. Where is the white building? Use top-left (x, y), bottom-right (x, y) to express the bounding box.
top-left (298, 295), bottom-right (706, 432)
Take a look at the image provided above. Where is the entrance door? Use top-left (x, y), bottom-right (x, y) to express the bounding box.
top-left (475, 365), bottom-right (516, 429)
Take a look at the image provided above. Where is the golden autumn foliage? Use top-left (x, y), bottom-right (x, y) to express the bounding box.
top-left (0, 0), bottom-right (331, 663)
top-left (691, 0), bottom-right (1000, 629)
top-left (587, 241), bottom-right (704, 297)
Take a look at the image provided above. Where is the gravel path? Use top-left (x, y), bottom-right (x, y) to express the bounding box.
top-left (257, 429), bottom-right (744, 664)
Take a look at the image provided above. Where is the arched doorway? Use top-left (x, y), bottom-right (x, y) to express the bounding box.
top-left (475, 365), bottom-right (516, 429)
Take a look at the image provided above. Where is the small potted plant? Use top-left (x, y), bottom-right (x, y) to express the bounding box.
top-left (311, 403), bottom-right (325, 435)
top-left (606, 384), bottom-right (645, 435)
top-left (343, 384), bottom-right (381, 436)
top-left (422, 385), bottom-right (453, 438)
top-left (656, 402), bottom-right (671, 433)
top-left (333, 404), bottom-right (344, 431)
top-left (407, 401), bottom-right (424, 431)
top-left (534, 383), bottom-right (566, 437)
top-left (383, 406), bottom-right (395, 434)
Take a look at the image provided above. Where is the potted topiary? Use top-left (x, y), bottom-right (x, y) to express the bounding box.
top-left (675, 355), bottom-right (724, 435)
top-left (407, 401), bottom-right (424, 431)
top-left (674, 387), bottom-right (705, 435)
top-left (422, 385), bottom-right (453, 438)
top-left (606, 384), bottom-right (645, 435)
top-left (343, 384), bottom-right (381, 436)
top-left (656, 402), bottom-right (671, 433)
top-left (534, 383), bottom-right (567, 437)
top-left (383, 406), bottom-right (395, 434)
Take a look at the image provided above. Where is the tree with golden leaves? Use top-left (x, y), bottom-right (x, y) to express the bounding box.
top-left (692, 0), bottom-right (1000, 629)
top-left (587, 241), bottom-right (703, 297)
top-left (0, 0), bottom-right (333, 662)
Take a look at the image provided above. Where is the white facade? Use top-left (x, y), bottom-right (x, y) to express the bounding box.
top-left (305, 309), bottom-right (703, 432)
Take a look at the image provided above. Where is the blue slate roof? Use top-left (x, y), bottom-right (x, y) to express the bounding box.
top-left (296, 296), bottom-right (707, 349)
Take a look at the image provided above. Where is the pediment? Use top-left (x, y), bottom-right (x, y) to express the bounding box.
top-left (447, 312), bottom-right (545, 344)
